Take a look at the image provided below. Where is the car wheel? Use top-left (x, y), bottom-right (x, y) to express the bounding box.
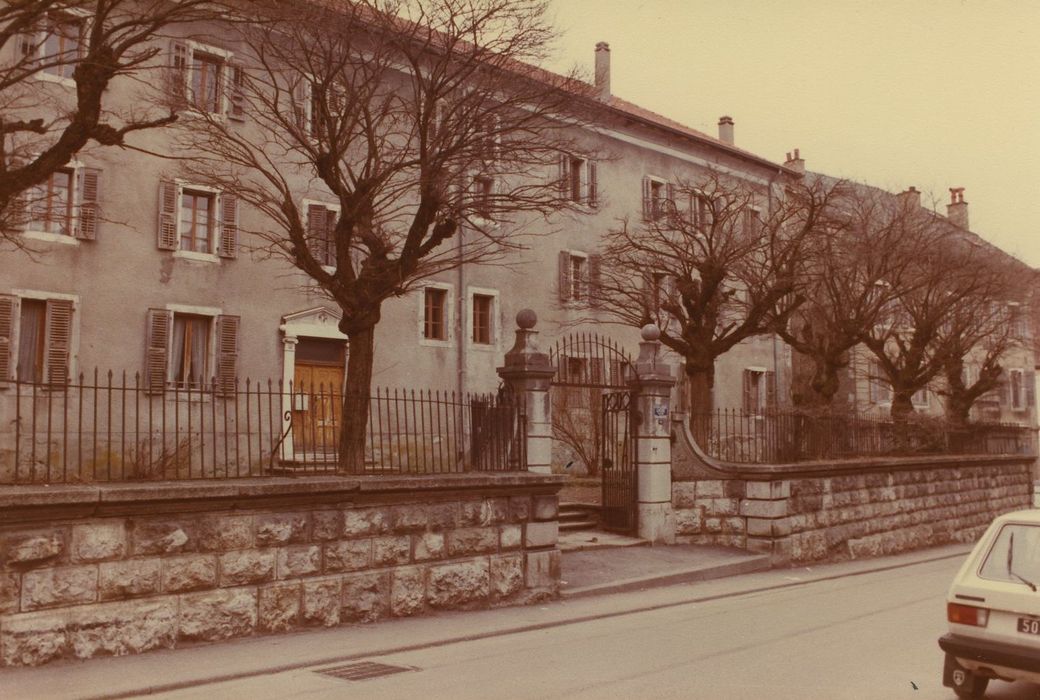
top-left (949, 666), bottom-right (989, 698)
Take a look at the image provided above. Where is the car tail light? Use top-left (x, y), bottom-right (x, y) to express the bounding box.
top-left (948, 602), bottom-right (989, 627)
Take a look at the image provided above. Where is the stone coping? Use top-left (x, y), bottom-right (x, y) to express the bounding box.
top-left (0, 472), bottom-right (566, 512)
top-left (672, 415), bottom-right (1035, 480)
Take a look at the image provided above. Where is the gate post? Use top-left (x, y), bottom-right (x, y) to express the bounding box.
top-left (497, 310), bottom-right (556, 474)
top-left (629, 324), bottom-right (677, 544)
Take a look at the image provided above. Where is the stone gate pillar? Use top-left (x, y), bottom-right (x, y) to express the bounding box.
top-left (497, 310), bottom-right (556, 474)
top-left (629, 324), bottom-right (676, 543)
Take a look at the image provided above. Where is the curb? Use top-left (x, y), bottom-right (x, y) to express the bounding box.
top-left (561, 554), bottom-right (771, 598)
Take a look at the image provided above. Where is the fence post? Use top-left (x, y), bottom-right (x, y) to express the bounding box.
top-left (497, 310), bottom-right (556, 474)
top-left (629, 324), bottom-right (677, 544)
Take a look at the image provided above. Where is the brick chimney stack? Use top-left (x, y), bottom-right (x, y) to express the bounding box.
top-left (595, 42), bottom-right (611, 100)
top-left (718, 116), bottom-right (734, 145)
top-left (947, 188), bottom-right (969, 229)
top-left (784, 148), bottom-right (805, 174)
top-left (898, 186), bottom-right (921, 211)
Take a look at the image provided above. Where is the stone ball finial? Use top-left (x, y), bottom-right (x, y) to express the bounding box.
top-left (641, 323), bottom-right (661, 341)
top-left (516, 309), bottom-right (538, 330)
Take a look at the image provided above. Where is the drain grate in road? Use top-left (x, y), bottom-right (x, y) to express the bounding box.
top-left (316, 661), bottom-right (416, 682)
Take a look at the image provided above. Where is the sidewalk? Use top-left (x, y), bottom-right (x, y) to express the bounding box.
top-left (0, 542), bottom-right (973, 700)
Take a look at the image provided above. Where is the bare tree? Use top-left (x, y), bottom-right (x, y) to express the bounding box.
top-left (590, 173), bottom-right (843, 421)
top-left (0, 0), bottom-right (222, 249)
top-left (176, 0), bottom-right (595, 469)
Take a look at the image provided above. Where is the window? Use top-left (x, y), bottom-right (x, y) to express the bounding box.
top-left (424, 288), bottom-right (448, 341)
top-left (20, 12), bottom-right (85, 81)
top-left (742, 207), bottom-right (760, 236)
top-left (1010, 304), bottom-right (1029, 340)
top-left (642, 177), bottom-right (672, 221)
top-left (558, 250), bottom-right (600, 304)
top-left (470, 292), bottom-right (497, 346)
top-left (742, 368), bottom-right (776, 414)
top-left (472, 176), bottom-right (495, 220)
top-left (305, 202), bottom-right (337, 268)
top-left (558, 154), bottom-right (598, 207)
top-left (170, 40), bottom-right (243, 119)
top-left (647, 271), bottom-right (670, 314)
top-left (145, 309), bottom-right (238, 394)
top-left (1010, 369), bottom-right (1026, 411)
top-left (868, 360), bottom-right (891, 404)
top-left (690, 193), bottom-right (712, 231)
top-left (911, 387), bottom-right (929, 408)
top-left (0, 294), bottom-right (75, 385)
top-left (157, 181), bottom-right (237, 259)
top-left (21, 165), bottom-right (101, 241)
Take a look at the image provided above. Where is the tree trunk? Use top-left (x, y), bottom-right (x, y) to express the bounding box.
top-left (809, 359), bottom-right (841, 406)
top-left (686, 364), bottom-right (714, 448)
top-left (890, 390), bottom-right (915, 452)
top-left (339, 325), bottom-right (375, 473)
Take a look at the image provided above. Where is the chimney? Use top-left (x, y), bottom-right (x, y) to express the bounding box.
top-left (717, 116), bottom-right (734, 145)
top-left (784, 148), bottom-right (805, 174)
top-left (947, 187), bottom-right (968, 229)
top-left (594, 42), bottom-right (611, 100)
top-left (898, 186), bottom-right (921, 211)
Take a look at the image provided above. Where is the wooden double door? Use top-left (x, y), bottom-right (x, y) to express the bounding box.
top-left (292, 338), bottom-right (346, 455)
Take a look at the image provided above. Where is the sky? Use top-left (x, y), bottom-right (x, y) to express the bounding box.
top-left (545, 0), bottom-right (1040, 267)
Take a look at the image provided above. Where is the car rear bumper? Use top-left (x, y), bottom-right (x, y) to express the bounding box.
top-left (939, 633), bottom-right (1040, 675)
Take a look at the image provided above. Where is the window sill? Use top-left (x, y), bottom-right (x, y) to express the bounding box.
top-left (173, 250), bottom-right (220, 263)
top-left (164, 388), bottom-right (214, 402)
top-left (23, 230), bottom-right (79, 246)
top-left (32, 72), bottom-right (76, 88)
top-left (419, 338), bottom-right (453, 348)
top-left (469, 341), bottom-right (498, 352)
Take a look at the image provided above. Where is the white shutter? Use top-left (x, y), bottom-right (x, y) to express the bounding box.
top-left (227, 63), bottom-right (246, 121)
top-left (218, 194), bottom-right (238, 259)
top-left (558, 251), bottom-right (572, 302)
top-left (75, 167), bottom-right (101, 240)
top-left (157, 180), bottom-right (179, 250)
top-left (0, 295), bottom-right (17, 382)
top-left (641, 177), bottom-right (652, 221)
top-left (587, 161), bottom-right (598, 207)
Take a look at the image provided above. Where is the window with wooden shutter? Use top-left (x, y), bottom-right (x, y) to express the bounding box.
top-left (227, 63), bottom-right (246, 121)
top-left (765, 370), bottom-right (776, 409)
top-left (292, 79), bottom-right (310, 132)
top-left (587, 254), bottom-right (601, 307)
top-left (169, 40), bottom-right (188, 103)
top-left (306, 203), bottom-right (337, 267)
top-left (558, 153), bottom-right (570, 197)
top-left (157, 180), bottom-right (178, 250)
top-left (215, 314), bottom-right (239, 396)
top-left (218, 194), bottom-right (238, 259)
top-left (1026, 371), bottom-right (1036, 410)
top-left (75, 167), bottom-right (100, 240)
top-left (145, 309), bottom-right (172, 394)
top-left (0, 295), bottom-right (15, 382)
top-left (558, 250), bottom-right (572, 302)
top-left (742, 369), bottom-right (753, 413)
top-left (641, 176), bottom-right (652, 220)
top-left (43, 299), bottom-right (72, 385)
top-left (587, 161), bottom-right (598, 208)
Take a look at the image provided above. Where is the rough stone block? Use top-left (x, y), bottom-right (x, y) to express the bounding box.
top-left (162, 554), bottom-right (217, 593)
top-left (697, 480), bottom-right (725, 498)
top-left (447, 527), bottom-right (499, 557)
top-left (372, 536), bottom-right (411, 567)
top-left (21, 565), bottom-right (98, 611)
top-left (703, 517), bottom-right (723, 534)
top-left (485, 498), bottom-right (510, 523)
top-left (69, 523), bottom-right (125, 564)
top-left (0, 610), bottom-right (68, 666)
top-left (311, 511), bottom-right (344, 541)
top-left (413, 532), bottom-right (445, 562)
top-left (525, 521), bottom-right (558, 549)
top-left (391, 566), bottom-right (426, 617)
top-left (343, 507), bottom-right (392, 537)
top-left (427, 558), bottom-right (489, 608)
top-left (3, 530), bottom-right (65, 566)
top-left (740, 499), bottom-right (788, 518)
top-left (427, 503), bottom-right (459, 530)
top-left (390, 505), bottom-right (428, 532)
top-left (672, 482), bottom-right (697, 508)
top-left (99, 559), bottom-right (161, 600)
top-left (255, 513), bottom-right (309, 547)
top-left (197, 515), bottom-right (253, 552)
top-left (324, 540), bottom-right (371, 573)
top-left (674, 508), bottom-right (702, 535)
top-left (178, 588), bottom-right (257, 642)
top-left (219, 550), bottom-right (276, 586)
top-left (711, 498), bottom-right (740, 516)
top-left (524, 550), bottom-right (561, 590)
top-left (132, 519), bottom-right (194, 555)
top-left (258, 583), bottom-right (300, 632)
top-left (341, 571), bottom-right (390, 622)
top-left (0, 571), bottom-right (19, 614)
top-left (490, 553), bottom-right (523, 600)
top-left (458, 499), bottom-right (491, 526)
top-left (69, 599), bottom-right (176, 659)
top-left (499, 524), bottom-right (522, 550)
top-left (508, 496), bottom-right (531, 522)
top-left (302, 578), bottom-right (341, 627)
top-left (532, 495), bottom-right (558, 521)
top-left (278, 546), bottom-right (321, 579)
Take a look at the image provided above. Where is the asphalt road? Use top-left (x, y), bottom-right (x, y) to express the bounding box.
top-left (146, 555), bottom-right (1040, 700)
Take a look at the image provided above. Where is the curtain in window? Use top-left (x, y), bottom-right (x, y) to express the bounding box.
top-left (171, 315), bottom-right (209, 388)
top-left (17, 301), bottom-right (45, 382)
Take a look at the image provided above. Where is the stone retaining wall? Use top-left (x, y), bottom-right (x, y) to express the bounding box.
top-left (0, 474), bottom-right (563, 666)
top-left (672, 459), bottom-right (1032, 564)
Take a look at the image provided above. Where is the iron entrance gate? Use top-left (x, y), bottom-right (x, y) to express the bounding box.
top-left (548, 332), bottom-right (637, 534)
top-left (600, 390), bottom-right (638, 533)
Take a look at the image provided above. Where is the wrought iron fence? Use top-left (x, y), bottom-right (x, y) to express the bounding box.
top-left (688, 409), bottom-right (1037, 464)
top-left (0, 371), bottom-right (526, 484)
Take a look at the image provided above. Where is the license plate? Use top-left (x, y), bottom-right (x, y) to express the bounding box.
top-left (1018, 618), bottom-right (1040, 635)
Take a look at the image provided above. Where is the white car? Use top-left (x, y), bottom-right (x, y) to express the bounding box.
top-left (939, 508), bottom-right (1040, 698)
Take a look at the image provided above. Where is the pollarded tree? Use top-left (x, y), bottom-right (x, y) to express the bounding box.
top-left (590, 171), bottom-right (844, 418)
top-left (0, 0), bottom-right (223, 250)
top-left (176, 0), bottom-right (596, 469)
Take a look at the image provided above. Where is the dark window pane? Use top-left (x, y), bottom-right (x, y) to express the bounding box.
top-left (296, 337), bottom-right (346, 365)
